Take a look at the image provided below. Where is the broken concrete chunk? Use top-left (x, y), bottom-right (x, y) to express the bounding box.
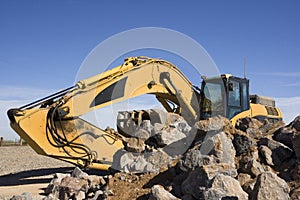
top-left (180, 146), bottom-right (212, 171)
top-left (10, 193), bottom-right (33, 200)
top-left (258, 137), bottom-right (294, 164)
top-left (236, 117), bottom-right (263, 132)
top-left (181, 168), bottom-right (208, 199)
top-left (149, 185), bottom-right (179, 200)
top-left (201, 163), bottom-right (238, 180)
top-left (252, 171), bottom-right (290, 200)
top-left (71, 167), bottom-right (88, 179)
top-left (273, 127), bottom-right (295, 149)
top-left (195, 115), bottom-right (231, 132)
top-left (125, 137), bottom-right (145, 153)
top-left (237, 173), bottom-right (252, 186)
top-left (292, 132), bottom-right (300, 161)
top-left (259, 145), bottom-right (276, 166)
top-left (232, 133), bottom-right (254, 156)
top-left (288, 116), bottom-right (300, 132)
top-left (242, 177), bottom-right (257, 196)
top-left (203, 174), bottom-right (248, 200)
top-left (154, 128), bottom-right (186, 147)
top-left (259, 120), bottom-right (285, 135)
top-left (59, 176), bottom-right (88, 200)
top-left (201, 131), bottom-right (236, 165)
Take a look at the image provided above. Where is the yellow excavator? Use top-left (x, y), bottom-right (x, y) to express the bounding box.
top-left (7, 57), bottom-right (282, 170)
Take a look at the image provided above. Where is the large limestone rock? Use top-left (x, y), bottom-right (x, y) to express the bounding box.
top-left (252, 171), bottom-right (290, 200)
top-left (194, 115), bottom-right (231, 132)
top-left (181, 167), bottom-right (208, 199)
top-left (181, 163), bottom-right (238, 199)
top-left (232, 133), bottom-right (254, 156)
top-left (203, 174), bottom-right (248, 200)
top-left (258, 137), bottom-right (294, 167)
top-left (180, 130), bottom-right (236, 173)
top-left (58, 176), bottom-right (89, 200)
top-left (10, 193), bottom-right (33, 200)
top-left (236, 117), bottom-right (263, 132)
top-left (200, 131), bottom-right (236, 165)
top-left (273, 127), bottom-right (295, 149)
top-left (238, 147), bottom-right (265, 177)
top-left (288, 116), bottom-right (300, 132)
top-left (292, 132), bottom-right (300, 161)
top-left (149, 185), bottom-right (179, 200)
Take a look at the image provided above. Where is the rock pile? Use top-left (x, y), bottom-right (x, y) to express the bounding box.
top-left (41, 167), bottom-right (112, 200)
top-left (112, 109), bottom-right (194, 173)
top-left (10, 112), bottom-right (300, 200)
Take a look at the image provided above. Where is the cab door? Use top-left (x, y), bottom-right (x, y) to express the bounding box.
top-left (227, 77), bottom-right (249, 119)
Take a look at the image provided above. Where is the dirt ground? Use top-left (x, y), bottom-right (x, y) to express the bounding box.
top-left (0, 146), bottom-right (74, 200)
top-left (0, 146), bottom-right (169, 200)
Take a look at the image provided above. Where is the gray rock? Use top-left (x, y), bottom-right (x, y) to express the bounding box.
top-left (201, 163), bottom-right (238, 180)
top-left (258, 137), bottom-right (294, 165)
top-left (181, 168), bottom-right (207, 199)
top-left (238, 148), bottom-right (265, 177)
top-left (180, 145), bottom-right (212, 171)
top-left (259, 120), bottom-right (285, 136)
top-left (71, 167), bottom-right (88, 179)
top-left (10, 193), bottom-right (33, 200)
top-left (246, 127), bottom-right (263, 139)
top-left (259, 145), bottom-right (276, 166)
top-left (181, 194), bottom-right (196, 200)
top-left (242, 178), bottom-right (257, 196)
top-left (237, 173), bottom-right (252, 186)
top-left (153, 123), bottom-right (165, 134)
top-left (90, 190), bottom-right (104, 200)
top-left (288, 116), bottom-right (300, 131)
top-left (252, 171), bottom-right (290, 200)
top-left (149, 185), bottom-right (179, 200)
top-left (181, 164), bottom-right (237, 199)
top-left (125, 137), bottom-right (145, 153)
top-left (195, 115), bottom-right (231, 132)
top-left (45, 173), bottom-right (71, 195)
top-left (203, 188), bottom-right (226, 200)
top-left (145, 150), bottom-right (173, 172)
top-left (203, 174), bottom-right (248, 200)
top-left (180, 131), bottom-right (236, 173)
top-left (58, 176), bottom-right (88, 200)
top-left (235, 117), bottom-right (263, 132)
top-left (245, 159), bottom-right (265, 177)
top-left (273, 127), bottom-right (295, 149)
top-left (85, 175), bottom-right (106, 187)
top-left (232, 133), bottom-right (254, 156)
top-left (111, 150), bottom-right (134, 172)
top-left (290, 185), bottom-right (300, 200)
top-left (154, 128), bottom-right (186, 147)
top-left (130, 155), bottom-right (148, 172)
top-left (114, 148), bottom-right (173, 173)
top-left (292, 132), bottom-right (300, 160)
top-left (149, 109), bottom-right (168, 125)
top-left (201, 131), bottom-right (236, 165)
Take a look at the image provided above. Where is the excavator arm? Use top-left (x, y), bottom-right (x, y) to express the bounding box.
top-left (8, 57), bottom-right (200, 170)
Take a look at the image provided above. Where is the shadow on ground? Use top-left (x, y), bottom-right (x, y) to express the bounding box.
top-left (0, 167), bottom-right (111, 187)
top-left (0, 167), bottom-right (74, 186)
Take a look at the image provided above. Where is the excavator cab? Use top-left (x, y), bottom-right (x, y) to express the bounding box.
top-left (200, 74), bottom-right (250, 120)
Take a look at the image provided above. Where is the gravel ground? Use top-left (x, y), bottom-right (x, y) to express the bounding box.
top-left (0, 146), bottom-right (73, 199)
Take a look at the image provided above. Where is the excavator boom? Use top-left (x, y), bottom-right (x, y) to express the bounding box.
top-left (8, 57), bottom-right (200, 170)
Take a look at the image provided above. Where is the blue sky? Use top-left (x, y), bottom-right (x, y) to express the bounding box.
top-left (1, 0), bottom-right (300, 139)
